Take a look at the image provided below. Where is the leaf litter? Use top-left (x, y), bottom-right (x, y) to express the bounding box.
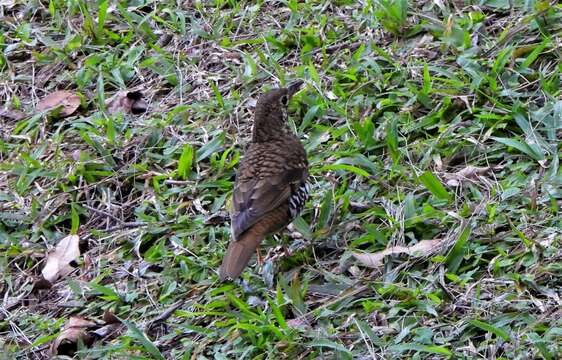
top-left (50, 317), bottom-right (97, 356)
top-left (106, 90), bottom-right (148, 114)
top-left (442, 165), bottom-right (505, 187)
top-left (353, 239), bottom-right (444, 268)
top-left (50, 312), bottom-right (122, 356)
top-left (41, 234), bottom-right (80, 283)
top-left (36, 90), bottom-right (81, 117)
top-left (1, 1), bottom-right (561, 359)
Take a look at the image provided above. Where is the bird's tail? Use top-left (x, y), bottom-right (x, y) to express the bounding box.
top-left (219, 227), bottom-right (264, 281)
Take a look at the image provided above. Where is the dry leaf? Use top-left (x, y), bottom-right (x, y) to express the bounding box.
top-left (71, 149), bottom-right (81, 161)
top-left (0, 108), bottom-right (27, 121)
top-left (41, 234), bottom-right (80, 283)
top-left (32, 277), bottom-right (52, 291)
top-left (91, 323), bottom-right (120, 338)
top-left (103, 310), bottom-right (120, 324)
top-left (155, 33), bottom-right (173, 48)
top-left (353, 239), bottom-right (442, 268)
top-left (36, 90), bottom-right (81, 117)
top-left (106, 91), bottom-right (148, 115)
top-left (89, 311), bottom-right (122, 338)
top-left (50, 313), bottom-right (122, 355)
top-left (286, 317), bottom-right (311, 329)
top-left (223, 51), bottom-right (241, 61)
top-left (443, 165), bottom-right (503, 186)
top-left (50, 317), bottom-right (96, 356)
top-left (204, 211), bottom-right (229, 225)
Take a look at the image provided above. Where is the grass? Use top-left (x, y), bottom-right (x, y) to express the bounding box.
top-left (1, 0), bottom-right (561, 358)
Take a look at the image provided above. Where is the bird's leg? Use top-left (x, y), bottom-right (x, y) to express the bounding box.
top-left (256, 245), bottom-right (264, 266)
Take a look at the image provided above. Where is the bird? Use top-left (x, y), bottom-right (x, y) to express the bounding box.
top-left (219, 81), bottom-right (310, 281)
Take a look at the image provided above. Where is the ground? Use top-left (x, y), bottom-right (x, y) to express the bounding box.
top-left (0, 0), bottom-right (561, 359)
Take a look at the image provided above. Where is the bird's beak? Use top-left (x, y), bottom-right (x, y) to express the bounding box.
top-left (287, 80), bottom-right (304, 97)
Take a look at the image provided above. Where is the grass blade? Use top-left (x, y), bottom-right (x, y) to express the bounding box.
top-left (121, 319), bottom-right (165, 360)
top-left (446, 222), bottom-right (471, 274)
top-left (469, 319), bottom-right (510, 341)
top-left (418, 171), bottom-right (451, 201)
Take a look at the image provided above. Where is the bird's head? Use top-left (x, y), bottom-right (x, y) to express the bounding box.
top-left (252, 80), bottom-right (303, 142)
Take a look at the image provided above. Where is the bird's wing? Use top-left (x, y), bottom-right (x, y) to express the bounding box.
top-left (220, 204), bottom-right (289, 280)
top-left (231, 167), bottom-right (306, 240)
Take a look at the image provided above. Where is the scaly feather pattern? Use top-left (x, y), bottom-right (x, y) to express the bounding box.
top-left (219, 81), bottom-right (309, 280)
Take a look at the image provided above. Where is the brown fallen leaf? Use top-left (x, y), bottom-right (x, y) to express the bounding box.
top-left (0, 108), bottom-right (27, 121)
top-left (204, 211), bottom-right (229, 225)
top-left (32, 277), bottom-right (53, 291)
top-left (106, 90), bottom-right (148, 115)
top-left (91, 311), bottom-right (122, 338)
top-left (223, 51), bottom-right (242, 63)
top-left (103, 310), bottom-right (120, 324)
top-left (41, 234), bottom-right (80, 283)
top-left (91, 323), bottom-right (121, 338)
top-left (50, 317), bottom-right (96, 356)
top-left (353, 239), bottom-right (442, 268)
top-left (155, 33), bottom-right (173, 47)
top-left (286, 316), bottom-right (311, 330)
top-left (442, 165), bottom-right (503, 186)
top-left (36, 90), bottom-right (81, 117)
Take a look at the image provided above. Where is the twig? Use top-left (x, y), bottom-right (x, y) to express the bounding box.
top-left (83, 204), bottom-right (124, 224)
top-left (148, 300), bottom-right (186, 327)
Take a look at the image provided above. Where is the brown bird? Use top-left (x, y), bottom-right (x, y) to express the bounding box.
top-left (219, 81), bottom-right (309, 281)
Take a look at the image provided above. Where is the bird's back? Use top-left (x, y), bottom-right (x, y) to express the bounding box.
top-left (237, 136), bottom-right (307, 181)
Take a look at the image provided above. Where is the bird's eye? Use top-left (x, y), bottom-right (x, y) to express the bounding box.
top-left (280, 95), bottom-right (289, 106)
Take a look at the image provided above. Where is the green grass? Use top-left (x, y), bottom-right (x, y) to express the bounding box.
top-left (1, 0), bottom-right (561, 359)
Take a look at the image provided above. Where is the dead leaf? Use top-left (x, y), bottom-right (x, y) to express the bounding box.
top-left (106, 91), bottom-right (148, 115)
top-left (442, 165), bottom-right (503, 186)
top-left (41, 234), bottom-right (80, 283)
top-left (155, 33), bottom-right (173, 48)
top-left (223, 52), bottom-right (241, 61)
top-left (36, 90), bottom-right (81, 117)
top-left (50, 317), bottom-right (96, 356)
top-left (353, 239), bottom-right (442, 268)
top-left (103, 310), bottom-right (120, 324)
top-left (71, 149), bottom-right (81, 162)
top-left (91, 323), bottom-right (120, 338)
top-left (539, 233), bottom-right (556, 248)
top-left (348, 201), bottom-right (371, 213)
top-left (286, 316), bottom-right (311, 330)
top-left (204, 211), bottom-right (229, 225)
top-left (348, 265), bottom-right (362, 277)
top-left (32, 277), bottom-right (52, 291)
top-left (0, 108), bottom-right (27, 121)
